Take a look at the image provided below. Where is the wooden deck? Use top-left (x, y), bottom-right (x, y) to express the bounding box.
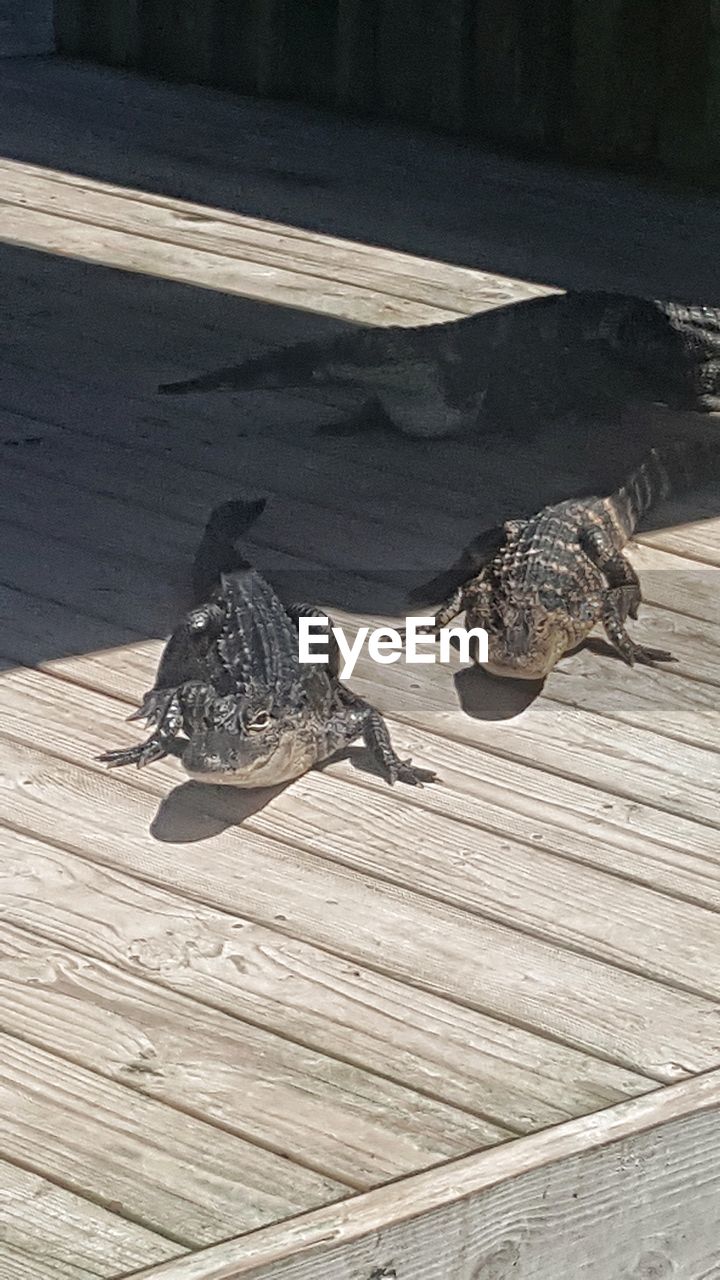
top-left (0, 55), bottom-right (719, 1280)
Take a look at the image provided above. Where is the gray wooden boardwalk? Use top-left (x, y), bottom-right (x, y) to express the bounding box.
top-left (0, 55), bottom-right (718, 1280)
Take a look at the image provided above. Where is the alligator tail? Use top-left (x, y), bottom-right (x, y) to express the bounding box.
top-left (158, 326), bottom-right (402, 396)
top-left (610, 439), bottom-right (720, 538)
top-left (191, 496), bottom-right (267, 604)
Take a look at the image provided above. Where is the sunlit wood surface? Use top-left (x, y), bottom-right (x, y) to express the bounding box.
top-left (0, 54), bottom-right (719, 1280)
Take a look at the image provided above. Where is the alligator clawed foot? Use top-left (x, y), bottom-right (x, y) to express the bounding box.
top-left (97, 742), bottom-right (166, 769)
top-left (630, 644), bottom-right (678, 666)
top-left (389, 758), bottom-right (438, 788)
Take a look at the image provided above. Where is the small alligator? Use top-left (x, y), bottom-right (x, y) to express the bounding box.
top-left (98, 499), bottom-right (436, 788)
top-left (408, 439), bottom-right (719, 681)
top-left (158, 291), bottom-right (720, 438)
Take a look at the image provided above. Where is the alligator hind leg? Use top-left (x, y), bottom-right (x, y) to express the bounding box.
top-left (580, 525), bottom-right (675, 664)
top-left (579, 527), bottom-right (642, 619)
top-left (601, 591), bottom-right (676, 667)
top-left (98, 689), bottom-right (186, 769)
top-left (127, 686), bottom-right (176, 726)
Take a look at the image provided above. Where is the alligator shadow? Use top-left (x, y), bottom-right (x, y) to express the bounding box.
top-left (453, 664), bottom-right (544, 721)
top-left (449, 632), bottom-right (640, 720)
top-left (150, 746), bottom-right (394, 841)
top-left (150, 779), bottom-right (287, 842)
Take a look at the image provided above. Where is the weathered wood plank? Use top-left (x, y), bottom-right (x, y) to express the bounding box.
top-left (2, 371), bottom-right (717, 639)
top-left (0, 909), bottom-right (506, 1176)
top-left (0, 1030), bottom-right (341, 1247)
top-left (0, 737), bottom-right (659, 1130)
top-left (1, 670), bottom-right (718, 1080)
top-left (5, 417), bottom-right (720, 684)
top-left (2, 449), bottom-right (719, 834)
top-left (3, 657), bottom-right (720, 1007)
top-left (108, 1071), bottom-right (720, 1280)
top-left (0, 156), bottom-right (542, 317)
top-left (0, 859), bottom-right (645, 1133)
top-left (4, 54), bottom-right (720, 276)
top-left (5, 598), bottom-right (720, 899)
top-left (2, 48), bottom-right (720, 1280)
top-left (2, 442), bottom-right (719, 846)
top-left (2, 514), bottom-right (712, 855)
top-left (0, 1157), bottom-right (183, 1280)
top-left (2, 422), bottom-right (718, 942)
top-left (0, 202), bottom-right (460, 328)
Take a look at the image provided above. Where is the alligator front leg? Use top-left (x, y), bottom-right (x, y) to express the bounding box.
top-left (326, 690), bottom-right (437, 786)
top-left (361, 707), bottom-right (437, 785)
top-left (601, 590), bottom-right (677, 667)
top-left (98, 690), bottom-right (186, 769)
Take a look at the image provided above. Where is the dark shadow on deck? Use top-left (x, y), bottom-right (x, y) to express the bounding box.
top-left (0, 237), bottom-right (719, 695)
top-left (1, 56), bottom-right (720, 303)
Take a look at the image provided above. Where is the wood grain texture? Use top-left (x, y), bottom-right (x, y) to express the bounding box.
top-left (1, 54), bottom-right (720, 1277)
top-left (0, 1029), bottom-right (342, 1247)
top-left (4, 629), bottom-right (720, 1007)
top-left (0, 157), bottom-right (543, 318)
top-left (0, 838), bottom-right (506, 1185)
top-left (0, 738), bottom-right (651, 1134)
top-left (0, 200), bottom-right (461, 329)
top-left (4, 426), bottom-right (720, 728)
top-left (0, 1157), bottom-right (182, 1280)
top-left (2, 460), bottom-right (718, 841)
top-left (2, 54), bottom-right (718, 303)
top-left (109, 1071), bottom-right (720, 1279)
top-left (5, 602), bottom-right (720, 907)
top-left (1, 672), bottom-right (718, 1082)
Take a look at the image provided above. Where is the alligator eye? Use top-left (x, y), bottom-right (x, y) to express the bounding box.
top-left (246, 710), bottom-right (271, 731)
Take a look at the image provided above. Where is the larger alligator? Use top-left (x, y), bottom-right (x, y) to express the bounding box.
top-left (159, 291), bottom-right (720, 438)
top-left (408, 438), bottom-right (720, 680)
top-left (98, 498), bottom-right (436, 788)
